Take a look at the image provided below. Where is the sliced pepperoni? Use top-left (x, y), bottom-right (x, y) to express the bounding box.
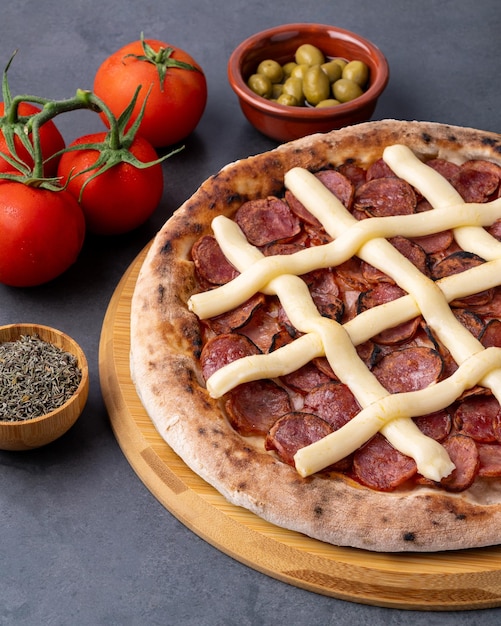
top-left (413, 409), bottom-right (452, 441)
top-left (205, 293), bottom-right (266, 335)
top-left (440, 434), bottom-right (479, 492)
top-left (470, 286), bottom-right (501, 318)
top-left (200, 333), bottom-right (261, 381)
top-left (453, 308), bottom-right (485, 339)
top-left (263, 239), bottom-right (305, 256)
top-left (303, 381), bottom-right (361, 430)
top-left (225, 379), bottom-right (292, 436)
top-left (372, 346), bottom-right (443, 393)
top-left (238, 305), bottom-right (283, 354)
top-left (335, 257), bottom-right (369, 292)
top-left (285, 189), bottom-right (322, 228)
top-left (453, 394), bottom-right (501, 443)
top-left (305, 268), bottom-right (344, 322)
top-left (352, 433), bottom-right (417, 492)
top-left (192, 235), bottom-right (239, 285)
top-left (315, 169), bottom-right (354, 209)
top-left (432, 250), bottom-right (486, 280)
top-left (353, 177), bottom-right (417, 218)
top-left (410, 230), bottom-right (454, 255)
top-left (477, 443), bottom-right (501, 477)
top-left (337, 161), bottom-right (366, 188)
top-left (366, 157), bottom-right (397, 180)
top-left (265, 412), bottom-right (333, 467)
top-left (487, 219), bottom-right (501, 241)
top-left (427, 158), bottom-right (460, 185)
top-left (269, 328), bottom-right (294, 351)
top-left (234, 196), bottom-right (301, 247)
top-left (480, 318), bottom-right (501, 348)
top-left (280, 361), bottom-right (332, 394)
top-left (361, 260), bottom-right (394, 284)
top-left (389, 236), bottom-right (429, 276)
top-left (455, 162), bottom-right (500, 202)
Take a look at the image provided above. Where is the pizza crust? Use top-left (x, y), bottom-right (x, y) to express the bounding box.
top-left (131, 120), bottom-right (501, 552)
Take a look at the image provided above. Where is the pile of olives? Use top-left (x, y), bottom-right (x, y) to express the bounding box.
top-left (247, 43), bottom-right (370, 108)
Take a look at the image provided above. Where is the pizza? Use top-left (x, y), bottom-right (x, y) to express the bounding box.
top-left (130, 119), bottom-right (501, 552)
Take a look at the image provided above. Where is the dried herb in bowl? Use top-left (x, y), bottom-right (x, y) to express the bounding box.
top-left (0, 334), bottom-right (82, 421)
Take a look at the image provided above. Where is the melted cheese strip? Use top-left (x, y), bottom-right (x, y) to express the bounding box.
top-left (294, 347), bottom-right (501, 477)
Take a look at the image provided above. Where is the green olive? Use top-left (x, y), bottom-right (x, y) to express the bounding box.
top-left (282, 76), bottom-right (305, 104)
top-left (303, 64), bottom-right (331, 106)
top-left (290, 63), bottom-right (309, 80)
top-left (342, 60), bottom-right (369, 88)
top-left (331, 57), bottom-right (348, 71)
top-left (257, 59), bottom-right (284, 84)
top-left (247, 73), bottom-right (273, 98)
top-left (332, 78), bottom-right (364, 103)
top-left (316, 98), bottom-right (341, 108)
top-left (271, 83), bottom-right (283, 99)
top-left (321, 60), bottom-right (343, 83)
top-left (295, 43), bottom-right (325, 66)
top-left (276, 93), bottom-right (299, 106)
top-left (282, 61), bottom-right (297, 78)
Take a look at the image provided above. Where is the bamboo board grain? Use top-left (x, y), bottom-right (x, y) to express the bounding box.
top-left (99, 243), bottom-right (501, 611)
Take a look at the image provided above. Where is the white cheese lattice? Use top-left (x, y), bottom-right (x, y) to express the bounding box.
top-left (188, 145), bottom-right (501, 479)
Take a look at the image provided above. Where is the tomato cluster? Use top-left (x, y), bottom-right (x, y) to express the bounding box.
top-left (0, 36), bottom-right (207, 287)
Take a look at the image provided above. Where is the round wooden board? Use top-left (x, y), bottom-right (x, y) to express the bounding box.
top-left (99, 243), bottom-right (501, 611)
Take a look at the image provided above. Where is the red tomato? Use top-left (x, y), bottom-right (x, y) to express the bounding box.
top-left (0, 182), bottom-right (86, 287)
top-left (93, 39), bottom-right (207, 147)
top-left (0, 102), bottom-right (65, 177)
top-left (57, 132), bottom-right (164, 235)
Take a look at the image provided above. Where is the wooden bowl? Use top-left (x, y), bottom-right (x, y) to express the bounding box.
top-left (228, 23), bottom-right (389, 142)
top-left (0, 323), bottom-right (89, 451)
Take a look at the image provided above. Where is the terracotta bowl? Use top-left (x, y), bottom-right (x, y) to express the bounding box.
top-left (228, 23), bottom-right (389, 142)
top-left (0, 323), bottom-right (89, 451)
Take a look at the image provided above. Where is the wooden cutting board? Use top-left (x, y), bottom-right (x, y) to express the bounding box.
top-left (99, 243), bottom-right (501, 611)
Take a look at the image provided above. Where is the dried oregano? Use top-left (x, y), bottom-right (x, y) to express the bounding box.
top-left (0, 334), bottom-right (82, 421)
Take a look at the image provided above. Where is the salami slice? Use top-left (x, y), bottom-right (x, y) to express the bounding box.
top-left (205, 293), bottom-right (266, 335)
top-left (315, 169), bottom-right (354, 208)
top-left (265, 412), bottom-right (333, 467)
top-left (285, 189), bottom-right (322, 228)
top-left (413, 409), bottom-right (452, 441)
top-left (225, 379), bottom-right (292, 436)
top-left (192, 235), bottom-right (239, 285)
top-left (280, 361), bottom-right (332, 394)
top-left (455, 162), bottom-right (500, 202)
top-left (305, 268), bottom-right (344, 322)
top-left (440, 434), bottom-right (480, 492)
top-left (337, 161), bottom-right (366, 189)
top-left (477, 443), bottom-right (501, 477)
top-left (200, 333), bottom-right (261, 381)
top-left (235, 196), bottom-right (301, 247)
top-left (427, 158), bottom-right (460, 185)
top-left (353, 177), bottom-right (417, 218)
top-left (366, 157), bottom-right (397, 180)
top-left (372, 346), bottom-right (443, 393)
top-left (352, 433), bottom-right (417, 491)
top-left (480, 319), bottom-right (501, 348)
top-left (303, 381), bottom-right (361, 430)
top-left (453, 394), bottom-right (501, 443)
